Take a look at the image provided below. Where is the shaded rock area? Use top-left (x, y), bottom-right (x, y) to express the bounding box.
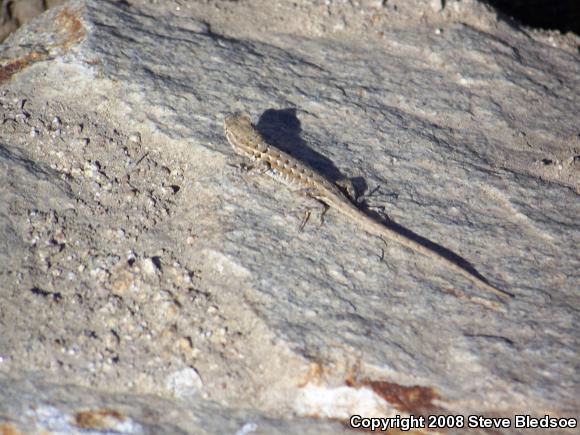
top-left (482, 0), bottom-right (580, 35)
top-left (0, 0), bottom-right (578, 433)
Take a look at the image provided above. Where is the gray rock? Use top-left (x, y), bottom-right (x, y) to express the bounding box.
top-left (0, 376), bottom-right (346, 434)
top-left (0, 0), bottom-right (578, 433)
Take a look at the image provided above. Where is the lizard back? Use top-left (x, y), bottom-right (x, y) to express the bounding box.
top-left (224, 114), bottom-right (346, 200)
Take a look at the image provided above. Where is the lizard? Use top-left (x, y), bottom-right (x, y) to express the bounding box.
top-left (223, 113), bottom-right (512, 300)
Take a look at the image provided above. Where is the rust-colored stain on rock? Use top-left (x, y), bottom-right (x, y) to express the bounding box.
top-left (0, 6), bottom-right (85, 84)
top-left (55, 7), bottom-right (85, 49)
top-left (74, 409), bottom-right (126, 430)
top-left (0, 51), bottom-right (45, 84)
top-left (0, 424), bottom-right (23, 435)
top-left (350, 379), bottom-right (440, 414)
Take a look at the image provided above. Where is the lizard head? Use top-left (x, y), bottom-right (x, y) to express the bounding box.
top-left (223, 113), bottom-right (266, 157)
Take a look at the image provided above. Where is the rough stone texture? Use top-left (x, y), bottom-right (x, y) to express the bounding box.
top-left (0, 377), bottom-right (346, 435)
top-left (0, 0), bottom-right (578, 433)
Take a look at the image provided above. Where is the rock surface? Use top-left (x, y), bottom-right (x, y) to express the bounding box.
top-left (0, 0), bottom-right (578, 433)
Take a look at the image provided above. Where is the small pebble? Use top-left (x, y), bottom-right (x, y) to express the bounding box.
top-left (129, 132), bottom-right (141, 143)
top-left (16, 112), bottom-right (29, 122)
top-left (71, 138), bottom-right (90, 148)
top-left (83, 161), bottom-right (99, 178)
top-left (52, 116), bottom-right (62, 128)
top-left (431, 0), bottom-right (444, 12)
top-left (165, 367), bottom-right (203, 398)
top-left (141, 257), bottom-right (158, 276)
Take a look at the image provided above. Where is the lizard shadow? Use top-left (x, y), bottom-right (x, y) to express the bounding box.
top-left (255, 108), bottom-right (492, 284)
top-left (256, 108), bottom-right (347, 185)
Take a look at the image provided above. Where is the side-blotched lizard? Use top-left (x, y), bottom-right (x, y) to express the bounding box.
top-left (223, 113), bottom-right (512, 300)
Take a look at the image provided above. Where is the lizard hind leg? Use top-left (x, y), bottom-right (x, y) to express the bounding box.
top-left (299, 209), bottom-right (311, 232)
top-left (293, 187), bottom-right (330, 229)
top-left (302, 200), bottom-right (329, 228)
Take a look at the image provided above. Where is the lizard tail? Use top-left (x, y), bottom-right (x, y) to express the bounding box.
top-left (337, 200), bottom-right (513, 299)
